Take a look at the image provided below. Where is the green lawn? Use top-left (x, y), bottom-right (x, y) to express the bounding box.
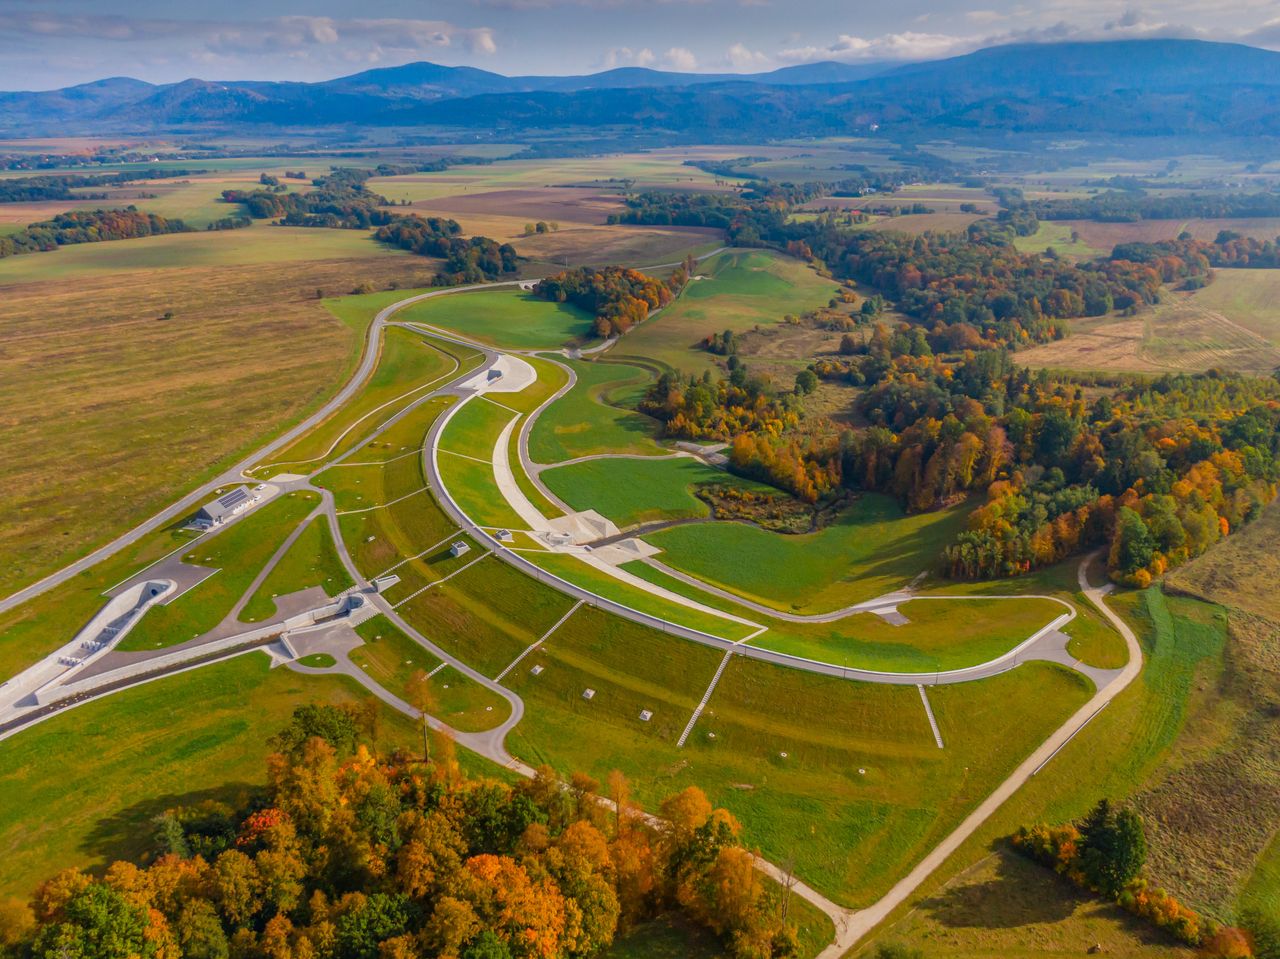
top-left (602, 901), bottom-right (832, 959)
top-left (523, 551), bottom-right (759, 641)
top-left (745, 597), bottom-right (1065, 672)
top-left (348, 616), bottom-right (510, 732)
top-left (437, 450), bottom-right (527, 530)
top-left (298, 653), bottom-right (336, 668)
top-left (399, 288), bottom-right (595, 349)
top-left (646, 495), bottom-right (971, 612)
top-left (239, 516), bottom-right (352, 622)
top-left (541, 456), bottom-right (771, 529)
top-left (260, 324), bottom-right (470, 468)
top-left (396, 557), bottom-right (579, 678)
top-left (509, 627), bottom-right (1091, 907)
top-left (620, 250), bottom-right (839, 375)
top-left (439, 395), bottom-right (518, 462)
top-left (315, 449), bottom-right (426, 513)
top-left (528, 358), bottom-right (662, 463)
top-left (0, 652), bottom-right (454, 900)
top-left (118, 491), bottom-right (320, 650)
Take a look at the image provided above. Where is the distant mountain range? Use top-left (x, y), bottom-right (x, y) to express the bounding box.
top-left (4, 39), bottom-right (1280, 138)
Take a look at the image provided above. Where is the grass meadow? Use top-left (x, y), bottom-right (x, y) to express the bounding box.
top-left (645, 494), bottom-right (970, 611)
top-left (619, 250), bottom-right (840, 375)
top-left (541, 455), bottom-right (771, 528)
top-left (528, 358), bottom-right (662, 463)
top-left (0, 230), bottom-right (430, 596)
top-left (400, 288), bottom-right (595, 349)
top-left (239, 516), bottom-right (352, 622)
top-left (0, 652), bottom-right (479, 901)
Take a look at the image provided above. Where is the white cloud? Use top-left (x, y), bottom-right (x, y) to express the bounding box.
top-left (601, 46), bottom-right (656, 69)
top-left (0, 13), bottom-right (498, 60)
top-left (725, 42), bottom-right (770, 69)
top-left (663, 47), bottom-right (698, 71)
top-left (780, 30), bottom-right (980, 63)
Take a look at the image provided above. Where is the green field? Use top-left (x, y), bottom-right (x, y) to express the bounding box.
top-left (509, 621), bottom-right (1091, 907)
top-left (1187, 268), bottom-right (1280, 346)
top-left (541, 455), bottom-right (771, 529)
top-left (524, 551), bottom-right (759, 641)
top-left (528, 358), bottom-right (662, 463)
top-left (620, 250), bottom-right (840, 375)
top-left (239, 516), bottom-right (352, 622)
top-left (316, 445), bottom-right (426, 510)
top-left (0, 652), bottom-right (450, 901)
top-left (646, 495), bottom-right (970, 612)
top-left (1012, 220), bottom-right (1102, 258)
top-left (400, 288), bottom-right (595, 349)
top-left (119, 491), bottom-right (320, 650)
top-left (439, 395), bottom-right (519, 462)
top-left (746, 597), bottom-right (1064, 672)
top-left (347, 616), bottom-right (510, 732)
top-left (260, 323), bottom-right (471, 469)
top-left (397, 557), bottom-right (579, 677)
top-left (437, 450), bottom-right (528, 530)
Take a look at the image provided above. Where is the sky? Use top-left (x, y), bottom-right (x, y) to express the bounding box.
top-left (5, 0), bottom-right (1280, 89)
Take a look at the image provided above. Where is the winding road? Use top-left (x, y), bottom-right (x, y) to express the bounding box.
top-left (0, 266), bottom-right (1148, 957)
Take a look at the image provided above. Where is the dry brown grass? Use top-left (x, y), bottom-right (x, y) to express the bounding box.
top-left (1067, 216), bottom-right (1280, 250)
top-left (1017, 293), bottom-right (1280, 375)
top-left (1167, 498), bottom-right (1280, 622)
top-left (0, 252), bottom-right (431, 595)
top-left (412, 187), bottom-right (624, 225)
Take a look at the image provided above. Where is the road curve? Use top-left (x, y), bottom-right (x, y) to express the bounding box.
top-left (823, 556), bottom-right (1144, 955)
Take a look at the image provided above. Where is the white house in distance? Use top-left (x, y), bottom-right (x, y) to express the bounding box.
top-left (192, 486), bottom-right (261, 530)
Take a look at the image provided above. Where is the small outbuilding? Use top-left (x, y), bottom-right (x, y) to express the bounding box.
top-left (449, 541), bottom-right (471, 558)
top-left (193, 486), bottom-right (259, 529)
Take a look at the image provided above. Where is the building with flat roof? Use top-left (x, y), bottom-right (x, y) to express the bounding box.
top-left (193, 487), bottom-right (259, 529)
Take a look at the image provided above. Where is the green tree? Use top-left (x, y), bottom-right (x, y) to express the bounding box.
top-left (31, 883), bottom-right (154, 959)
top-left (1077, 800), bottom-right (1147, 899)
top-left (174, 900), bottom-right (230, 959)
top-left (1109, 508), bottom-right (1155, 576)
top-left (795, 369), bottom-right (819, 395)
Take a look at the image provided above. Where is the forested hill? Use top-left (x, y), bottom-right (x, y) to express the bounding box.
top-left (7, 38), bottom-right (1280, 137)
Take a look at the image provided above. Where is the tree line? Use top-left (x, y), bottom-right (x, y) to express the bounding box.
top-left (1009, 188), bottom-right (1280, 223)
top-left (0, 168), bottom-right (207, 204)
top-left (374, 217), bottom-right (518, 286)
top-left (0, 207), bottom-right (199, 259)
top-left (0, 704), bottom-right (806, 959)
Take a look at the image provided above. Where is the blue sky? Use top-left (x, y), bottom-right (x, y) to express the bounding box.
top-left (4, 0), bottom-right (1280, 89)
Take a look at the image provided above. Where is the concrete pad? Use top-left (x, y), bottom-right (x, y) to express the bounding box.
top-left (871, 606), bottom-right (910, 626)
top-left (588, 538), bottom-right (662, 567)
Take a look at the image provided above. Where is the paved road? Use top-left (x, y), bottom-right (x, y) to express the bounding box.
top-left (820, 556), bottom-right (1144, 956)
top-left (0, 280), bottom-right (524, 619)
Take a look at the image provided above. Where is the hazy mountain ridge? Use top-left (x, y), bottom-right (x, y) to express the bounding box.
top-left (4, 39), bottom-right (1280, 137)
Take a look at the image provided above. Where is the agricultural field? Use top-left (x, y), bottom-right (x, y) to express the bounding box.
top-left (0, 227), bottom-right (425, 596)
top-left (1017, 274), bottom-right (1280, 375)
